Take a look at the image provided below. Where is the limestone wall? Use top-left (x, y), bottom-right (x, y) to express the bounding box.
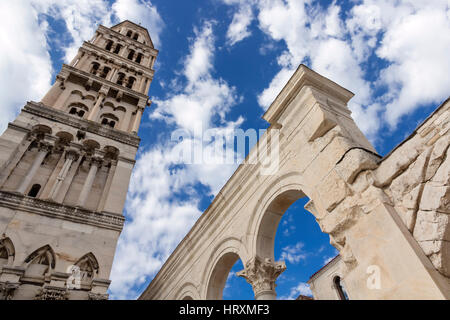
top-left (376, 98), bottom-right (450, 278)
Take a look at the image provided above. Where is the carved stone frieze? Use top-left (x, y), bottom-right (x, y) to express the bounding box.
top-left (34, 286), bottom-right (68, 300)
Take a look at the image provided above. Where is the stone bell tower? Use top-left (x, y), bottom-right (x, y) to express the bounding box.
top-left (0, 20), bottom-right (157, 300)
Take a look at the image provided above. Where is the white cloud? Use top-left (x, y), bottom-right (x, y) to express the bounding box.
top-left (112, 0), bottom-right (164, 47)
top-left (0, 0), bottom-right (53, 133)
top-left (109, 21), bottom-right (242, 299)
top-left (279, 282), bottom-right (312, 300)
top-left (224, 0), bottom-right (450, 142)
top-left (226, 2), bottom-right (254, 45)
top-left (279, 242), bottom-right (306, 264)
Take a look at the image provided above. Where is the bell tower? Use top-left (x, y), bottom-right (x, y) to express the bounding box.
top-left (0, 20), bottom-right (157, 300)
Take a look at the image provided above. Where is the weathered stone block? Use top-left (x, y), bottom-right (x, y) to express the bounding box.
top-left (419, 183), bottom-right (450, 213)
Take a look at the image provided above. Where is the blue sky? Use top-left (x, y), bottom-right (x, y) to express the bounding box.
top-left (0, 0), bottom-right (449, 300)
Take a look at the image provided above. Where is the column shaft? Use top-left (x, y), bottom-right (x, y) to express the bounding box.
top-left (131, 107), bottom-right (143, 133)
top-left (17, 148), bottom-right (48, 194)
top-left (88, 93), bottom-right (105, 121)
top-left (77, 159), bottom-right (100, 207)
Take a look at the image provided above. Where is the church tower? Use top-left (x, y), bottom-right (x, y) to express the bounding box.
top-left (0, 21), bottom-right (157, 300)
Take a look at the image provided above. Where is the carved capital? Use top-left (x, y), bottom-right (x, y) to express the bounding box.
top-left (0, 282), bottom-right (19, 300)
top-left (90, 156), bottom-right (103, 167)
top-left (237, 256), bottom-right (286, 298)
top-left (38, 141), bottom-right (53, 153)
top-left (65, 148), bottom-right (80, 161)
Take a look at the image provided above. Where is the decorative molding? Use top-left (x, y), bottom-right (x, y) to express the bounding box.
top-left (0, 190), bottom-right (125, 232)
top-left (34, 286), bottom-right (68, 300)
top-left (88, 292), bottom-right (109, 300)
top-left (23, 101), bottom-right (141, 148)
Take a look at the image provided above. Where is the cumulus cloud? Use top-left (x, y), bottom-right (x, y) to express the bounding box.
top-left (0, 0), bottom-right (53, 133)
top-left (109, 21), bottom-right (242, 299)
top-left (225, 1), bottom-right (254, 45)
top-left (279, 242), bottom-right (307, 264)
top-left (223, 0), bottom-right (450, 142)
top-left (279, 282), bottom-right (312, 300)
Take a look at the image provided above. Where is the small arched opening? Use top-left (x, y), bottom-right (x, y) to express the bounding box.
top-left (105, 40), bottom-right (113, 51)
top-left (333, 276), bottom-right (349, 300)
top-left (0, 238), bottom-right (15, 267)
top-left (27, 184), bottom-right (41, 198)
top-left (127, 49), bottom-right (135, 60)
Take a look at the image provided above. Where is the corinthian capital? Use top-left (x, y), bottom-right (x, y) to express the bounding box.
top-left (237, 256), bottom-right (286, 299)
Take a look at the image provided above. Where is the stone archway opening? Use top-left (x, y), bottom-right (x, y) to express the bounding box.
top-left (251, 189), bottom-right (336, 300)
top-left (206, 252), bottom-right (244, 300)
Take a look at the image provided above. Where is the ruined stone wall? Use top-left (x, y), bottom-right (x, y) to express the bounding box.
top-left (376, 99), bottom-right (450, 278)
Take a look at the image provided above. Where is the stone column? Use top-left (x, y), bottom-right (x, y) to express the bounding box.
top-left (88, 88), bottom-right (107, 121)
top-left (76, 157), bottom-right (102, 207)
top-left (139, 76), bottom-right (147, 93)
top-left (54, 154), bottom-right (83, 203)
top-left (120, 109), bottom-right (133, 132)
top-left (16, 142), bottom-right (52, 194)
top-left (131, 106), bottom-right (144, 134)
top-left (107, 68), bottom-right (117, 82)
top-left (48, 149), bottom-right (79, 200)
top-left (96, 159), bottom-right (117, 212)
top-left (237, 256), bottom-right (286, 300)
top-left (0, 132), bottom-right (37, 187)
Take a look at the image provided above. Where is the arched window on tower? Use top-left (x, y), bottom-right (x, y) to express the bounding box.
top-left (127, 49), bottom-right (135, 60)
top-left (333, 276), bottom-right (349, 300)
top-left (132, 33), bottom-right (138, 41)
top-left (116, 73), bottom-right (125, 86)
top-left (23, 245), bottom-right (55, 282)
top-left (0, 238), bottom-right (15, 268)
top-left (126, 30), bottom-right (132, 37)
top-left (100, 114), bottom-right (119, 129)
top-left (113, 44), bottom-right (122, 54)
top-left (100, 66), bottom-right (111, 79)
top-left (90, 62), bottom-right (100, 76)
top-left (27, 184), bottom-right (41, 198)
top-left (126, 76), bottom-right (136, 89)
top-left (68, 103), bottom-right (89, 118)
top-left (105, 40), bottom-right (113, 51)
top-left (135, 53), bottom-right (143, 64)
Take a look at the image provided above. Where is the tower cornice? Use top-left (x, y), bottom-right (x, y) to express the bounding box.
top-left (24, 101), bottom-right (141, 147)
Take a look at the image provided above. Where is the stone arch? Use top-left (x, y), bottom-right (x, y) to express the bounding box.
top-left (203, 237), bottom-right (248, 300)
top-left (31, 124), bottom-right (52, 136)
top-left (22, 244), bottom-right (56, 280)
top-left (175, 282), bottom-right (201, 300)
top-left (0, 237), bottom-right (15, 267)
top-left (55, 131), bottom-right (74, 146)
top-left (82, 139), bottom-right (101, 155)
top-left (74, 252), bottom-right (99, 288)
top-left (247, 172), bottom-right (314, 261)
